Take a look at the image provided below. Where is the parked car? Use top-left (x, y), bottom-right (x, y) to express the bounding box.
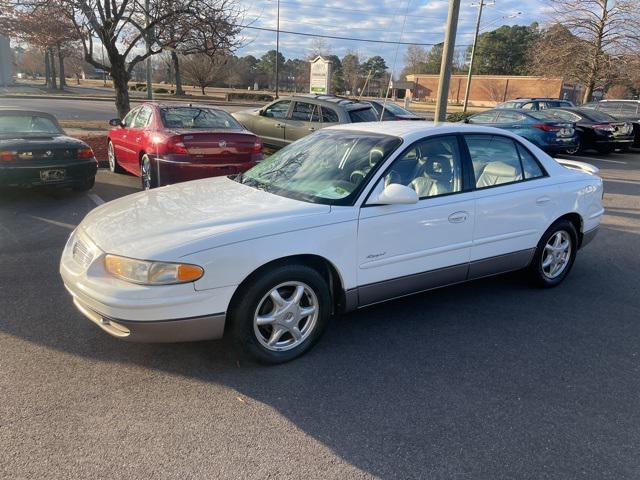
top-left (61, 122), bottom-right (603, 364)
top-left (579, 99), bottom-right (640, 147)
top-left (465, 108), bottom-right (579, 153)
top-left (366, 99), bottom-right (424, 121)
top-left (232, 94), bottom-right (378, 149)
top-left (496, 98), bottom-right (575, 110)
top-left (107, 103), bottom-right (263, 189)
top-left (0, 109), bottom-right (97, 190)
top-left (540, 107), bottom-right (634, 154)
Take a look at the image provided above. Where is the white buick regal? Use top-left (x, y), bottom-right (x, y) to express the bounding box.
top-left (61, 122), bottom-right (603, 363)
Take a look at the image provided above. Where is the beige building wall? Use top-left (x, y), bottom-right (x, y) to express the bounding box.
top-left (405, 74), bottom-right (584, 106)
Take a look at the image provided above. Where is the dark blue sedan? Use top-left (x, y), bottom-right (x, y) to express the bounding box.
top-left (465, 109), bottom-right (579, 153)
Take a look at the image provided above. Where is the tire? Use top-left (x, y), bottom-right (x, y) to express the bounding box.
top-left (107, 141), bottom-right (124, 173)
top-left (529, 219), bottom-right (578, 288)
top-left (72, 176), bottom-right (95, 192)
top-left (140, 154), bottom-right (158, 190)
top-left (564, 135), bottom-right (582, 155)
top-left (228, 264), bottom-right (332, 364)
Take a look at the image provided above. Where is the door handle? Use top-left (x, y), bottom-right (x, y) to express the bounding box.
top-left (448, 211), bottom-right (468, 223)
top-left (536, 196), bottom-right (551, 205)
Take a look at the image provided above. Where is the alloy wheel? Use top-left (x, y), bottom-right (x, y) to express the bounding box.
top-left (141, 155), bottom-right (151, 190)
top-left (108, 142), bottom-right (116, 172)
top-left (253, 281), bottom-right (319, 352)
top-left (541, 230), bottom-right (572, 279)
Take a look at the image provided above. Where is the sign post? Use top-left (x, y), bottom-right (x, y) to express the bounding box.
top-left (309, 56), bottom-right (332, 95)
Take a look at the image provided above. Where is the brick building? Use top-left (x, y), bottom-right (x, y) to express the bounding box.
top-left (405, 74), bottom-right (585, 106)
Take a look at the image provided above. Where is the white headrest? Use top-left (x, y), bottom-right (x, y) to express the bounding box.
top-left (483, 161), bottom-right (517, 177)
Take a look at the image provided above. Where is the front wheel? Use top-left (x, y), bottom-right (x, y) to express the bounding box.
top-left (107, 141), bottom-right (124, 173)
top-left (140, 154), bottom-right (158, 190)
top-left (529, 219), bottom-right (578, 288)
top-left (228, 264), bottom-right (331, 364)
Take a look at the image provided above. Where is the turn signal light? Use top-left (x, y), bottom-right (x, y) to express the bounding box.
top-left (77, 147), bottom-right (95, 159)
top-left (0, 150), bottom-right (17, 161)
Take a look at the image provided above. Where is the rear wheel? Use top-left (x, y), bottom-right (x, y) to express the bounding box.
top-left (228, 264), bottom-right (331, 364)
top-left (529, 219), bottom-right (577, 288)
top-left (140, 154), bottom-right (158, 190)
top-left (107, 141), bottom-right (124, 173)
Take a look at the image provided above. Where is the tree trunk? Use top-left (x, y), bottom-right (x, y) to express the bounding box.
top-left (44, 50), bottom-right (51, 88)
top-left (201, 85), bottom-right (206, 95)
top-left (57, 44), bottom-right (65, 90)
top-left (49, 49), bottom-right (57, 90)
top-left (171, 51), bottom-right (184, 96)
top-left (110, 59), bottom-right (131, 118)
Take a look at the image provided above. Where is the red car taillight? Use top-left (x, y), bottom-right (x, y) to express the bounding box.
top-left (533, 124), bottom-right (561, 132)
top-left (77, 147), bottom-right (95, 159)
top-left (252, 137), bottom-right (263, 154)
top-left (166, 135), bottom-right (188, 154)
top-left (0, 150), bottom-right (17, 161)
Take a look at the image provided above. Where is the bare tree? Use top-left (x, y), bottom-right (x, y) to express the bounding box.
top-left (530, 0), bottom-right (640, 102)
top-left (403, 45), bottom-right (428, 75)
top-left (181, 54), bottom-right (228, 94)
top-left (10, 0), bottom-right (242, 117)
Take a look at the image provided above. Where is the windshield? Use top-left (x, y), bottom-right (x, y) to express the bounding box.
top-left (160, 107), bottom-right (242, 129)
top-left (379, 102), bottom-right (413, 116)
top-left (580, 109), bottom-right (616, 122)
top-left (237, 130), bottom-right (402, 205)
top-left (0, 114), bottom-right (62, 135)
top-left (348, 107), bottom-right (378, 123)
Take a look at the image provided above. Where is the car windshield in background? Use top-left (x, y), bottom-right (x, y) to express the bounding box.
top-left (527, 111), bottom-right (558, 121)
top-left (580, 110), bottom-right (617, 123)
top-left (380, 102), bottom-right (412, 116)
top-left (0, 114), bottom-right (62, 136)
top-left (160, 107), bottom-right (242, 129)
top-left (348, 107), bottom-right (378, 123)
top-left (238, 130), bottom-right (401, 205)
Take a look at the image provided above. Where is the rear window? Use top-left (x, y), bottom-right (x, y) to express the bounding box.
top-left (348, 107), bottom-right (378, 123)
top-left (160, 107), bottom-right (242, 129)
top-left (0, 114), bottom-right (62, 135)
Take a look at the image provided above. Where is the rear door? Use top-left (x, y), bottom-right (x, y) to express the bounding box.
top-left (257, 100), bottom-right (291, 148)
top-left (494, 111), bottom-right (529, 135)
top-left (284, 101), bottom-right (322, 143)
top-left (462, 134), bottom-right (557, 276)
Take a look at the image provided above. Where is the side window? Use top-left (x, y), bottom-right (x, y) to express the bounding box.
top-left (599, 102), bottom-right (621, 115)
top-left (468, 111), bottom-right (498, 123)
top-left (546, 110), bottom-right (580, 122)
top-left (521, 102), bottom-right (536, 110)
top-left (619, 103), bottom-right (639, 115)
top-left (464, 134), bottom-right (523, 188)
top-left (383, 135), bottom-right (463, 198)
top-left (495, 111), bottom-right (525, 123)
top-left (264, 100), bottom-right (291, 119)
top-left (516, 143), bottom-right (545, 179)
top-left (123, 108), bottom-right (139, 128)
top-left (291, 102), bottom-right (320, 122)
top-left (133, 107), bottom-right (152, 128)
top-left (321, 107), bottom-right (339, 123)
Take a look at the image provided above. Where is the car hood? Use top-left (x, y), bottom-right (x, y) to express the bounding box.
top-left (80, 176), bottom-right (331, 259)
top-left (0, 134), bottom-right (87, 149)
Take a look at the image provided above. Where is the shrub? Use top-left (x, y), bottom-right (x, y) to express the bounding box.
top-left (153, 87), bottom-right (169, 94)
top-left (446, 111), bottom-right (475, 122)
top-left (227, 92), bottom-right (275, 102)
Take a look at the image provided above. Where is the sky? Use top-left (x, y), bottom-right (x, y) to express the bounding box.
top-left (236, 0), bottom-right (551, 72)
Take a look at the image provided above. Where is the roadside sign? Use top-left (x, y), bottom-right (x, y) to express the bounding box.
top-left (309, 56), bottom-right (332, 95)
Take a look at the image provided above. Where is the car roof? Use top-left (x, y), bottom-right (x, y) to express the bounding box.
top-left (138, 102), bottom-right (225, 110)
top-left (0, 108), bottom-right (57, 118)
top-left (279, 94), bottom-right (372, 110)
top-left (599, 99), bottom-right (640, 103)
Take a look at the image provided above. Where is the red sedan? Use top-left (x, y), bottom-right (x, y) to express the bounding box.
top-left (107, 103), bottom-right (263, 189)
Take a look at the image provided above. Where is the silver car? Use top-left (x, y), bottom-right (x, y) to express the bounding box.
top-left (232, 94), bottom-right (378, 149)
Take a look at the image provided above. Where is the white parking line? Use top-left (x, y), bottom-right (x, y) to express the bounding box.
top-left (28, 215), bottom-right (76, 231)
top-left (561, 155), bottom-right (627, 165)
top-left (87, 192), bottom-right (105, 206)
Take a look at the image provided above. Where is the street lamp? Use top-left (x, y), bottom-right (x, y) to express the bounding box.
top-left (275, 0), bottom-right (280, 98)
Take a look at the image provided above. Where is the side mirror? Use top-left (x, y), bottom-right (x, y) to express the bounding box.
top-left (258, 109), bottom-right (266, 117)
top-left (109, 118), bottom-right (123, 127)
top-left (463, 118), bottom-right (470, 124)
top-left (371, 183), bottom-right (419, 205)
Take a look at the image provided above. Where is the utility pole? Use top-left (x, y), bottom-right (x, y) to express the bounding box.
top-left (462, 1), bottom-right (492, 112)
top-left (275, 0), bottom-right (280, 98)
top-left (145, 0), bottom-right (153, 100)
top-left (435, 0), bottom-right (461, 122)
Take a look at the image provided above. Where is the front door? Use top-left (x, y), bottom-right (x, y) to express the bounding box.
top-left (357, 135), bottom-right (475, 305)
top-left (284, 101), bottom-right (323, 143)
top-left (110, 107), bottom-right (139, 167)
top-left (462, 133), bottom-right (557, 278)
top-left (258, 100), bottom-right (291, 148)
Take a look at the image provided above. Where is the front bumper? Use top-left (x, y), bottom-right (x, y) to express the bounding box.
top-left (0, 158), bottom-right (97, 187)
top-left (72, 295), bottom-right (225, 342)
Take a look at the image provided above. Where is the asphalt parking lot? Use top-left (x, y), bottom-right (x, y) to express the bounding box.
top-left (1, 150), bottom-right (639, 479)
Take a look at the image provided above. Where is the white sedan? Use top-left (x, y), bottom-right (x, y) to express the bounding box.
top-left (60, 122), bottom-right (604, 363)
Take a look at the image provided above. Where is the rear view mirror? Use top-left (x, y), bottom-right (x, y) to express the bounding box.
top-left (371, 183), bottom-right (419, 205)
top-left (109, 118), bottom-right (123, 127)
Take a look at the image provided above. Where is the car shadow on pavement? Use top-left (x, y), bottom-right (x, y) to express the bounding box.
top-left (2, 223), bottom-right (640, 478)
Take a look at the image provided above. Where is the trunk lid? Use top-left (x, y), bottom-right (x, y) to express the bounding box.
top-left (167, 130), bottom-right (259, 164)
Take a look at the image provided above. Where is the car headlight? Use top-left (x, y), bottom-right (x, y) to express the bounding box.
top-left (104, 254), bottom-right (204, 285)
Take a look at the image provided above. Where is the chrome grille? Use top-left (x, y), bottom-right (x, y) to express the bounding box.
top-left (72, 238), bottom-right (93, 268)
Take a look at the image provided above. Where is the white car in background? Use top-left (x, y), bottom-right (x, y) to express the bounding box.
top-left (60, 122), bottom-right (604, 363)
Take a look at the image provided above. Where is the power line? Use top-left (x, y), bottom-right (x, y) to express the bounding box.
top-left (238, 24), bottom-right (473, 47)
